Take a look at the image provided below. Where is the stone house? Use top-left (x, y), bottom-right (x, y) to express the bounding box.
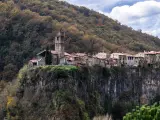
top-left (92, 56), bottom-right (101, 66)
top-left (64, 53), bottom-right (75, 65)
top-left (108, 58), bottom-right (118, 67)
top-left (119, 54), bottom-right (127, 66)
top-left (134, 53), bottom-right (145, 67)
top-left (110, 53), bottom-right (124, 59)
top-left (118, 54), bottom-right (135, 67)
top-left (35, 50), bottom-right (75, 66)
top-left (125, 54), bottom-right (135, 66)
top-left (92, 52), bottom-right (110, 67)
top-left (73, 53), bottom-right (88, 65)
top-left (144, 51), bottom-right (157, 65)
top-left (156, 52), bottom-right (160, 63)
top-left (110, 53), bottom-right (128, 66)
top-left (99, 58), bottom-right (106, 67)
top-left (86, 55), bottom-right (94, 66)
top-left (111, 53), bottom-right (136, 67)
top-left (36, 50), bottom-right (59, 66)
top-left (28, 58), bottom-right (39, 67)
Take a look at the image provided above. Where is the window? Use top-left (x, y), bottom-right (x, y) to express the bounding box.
top-left (61, 36), bottom-right (64, 40)
top-left (33, 62), bottom-right (37, 66)
top-left (57, 37), bottom-right (59, 41)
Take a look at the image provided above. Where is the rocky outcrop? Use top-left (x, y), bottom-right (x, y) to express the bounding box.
top-left (6, 66), bottom-right (160, 120)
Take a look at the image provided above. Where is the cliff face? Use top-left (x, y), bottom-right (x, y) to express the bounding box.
top-left (6, 66), bottom-right (160, 120)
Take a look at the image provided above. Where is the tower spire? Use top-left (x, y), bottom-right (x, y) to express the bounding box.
top-left (55, 30), bottom-right (65, 58)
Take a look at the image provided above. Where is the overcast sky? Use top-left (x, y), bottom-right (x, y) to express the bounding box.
top-left (65, 0), bottom-right (160, 37)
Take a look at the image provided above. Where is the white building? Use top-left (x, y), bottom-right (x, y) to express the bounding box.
top-left (144, 51), bottom-right (157, 65)
top-left (110, 53), bottom-right (124, 59)
top-left (110, 53), bottom-right (137, 67)
top-left (125, 54), bottom-right (135, 66)
top-left (134, 53), bottom-right (145, 67)
top-left (92, 52), bottom-right (110, 67)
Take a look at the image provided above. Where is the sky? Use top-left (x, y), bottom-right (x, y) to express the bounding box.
top-left (65, 0), bottom-right (160, 37)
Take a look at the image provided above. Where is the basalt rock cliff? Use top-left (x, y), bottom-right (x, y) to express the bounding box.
top-left (3, 65), bottom-right (160, 120)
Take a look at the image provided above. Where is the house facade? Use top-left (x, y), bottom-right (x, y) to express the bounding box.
top-left (144, 51), bottom-right (157, 65)
top-left (134, 53), bottom-right (145, 67)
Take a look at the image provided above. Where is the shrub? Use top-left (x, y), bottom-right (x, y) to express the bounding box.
top-left (52, 90), bottom-right (90, 120)
top-left (123, 103), bottom-right (160, 120)
top-left (17, 65), bottom-right (28, 80)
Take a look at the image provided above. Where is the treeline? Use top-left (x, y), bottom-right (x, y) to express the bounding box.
top-left (1, 0), bottom-right (160, 81)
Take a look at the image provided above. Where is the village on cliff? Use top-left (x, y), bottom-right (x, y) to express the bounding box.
top-left (28, 30), bottom-right (160, 68)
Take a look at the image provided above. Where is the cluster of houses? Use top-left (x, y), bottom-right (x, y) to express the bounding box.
top-left (28, 30), bottom-right (160, 68)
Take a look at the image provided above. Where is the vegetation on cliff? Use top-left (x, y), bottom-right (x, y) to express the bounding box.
top-left (2, 65), bottom-right (101, 120)
top-left (1, 0), bottom-right (160, 81)
top-left (123, 103), bottom-right (160, 120)
top-left (0, 65), bottom-right (160, 119)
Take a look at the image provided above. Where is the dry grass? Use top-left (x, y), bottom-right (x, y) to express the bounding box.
top-left (93, 114), bottom-right (112, 120)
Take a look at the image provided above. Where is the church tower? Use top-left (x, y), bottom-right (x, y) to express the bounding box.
top-left (55, 30), bottom-right (65, 58)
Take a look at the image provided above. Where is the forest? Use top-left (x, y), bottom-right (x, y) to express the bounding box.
top-left (1, 0), bottom-right (160, 81)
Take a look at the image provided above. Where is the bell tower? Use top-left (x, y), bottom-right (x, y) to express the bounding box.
top-left (55, 30), bottom-right (65, 58)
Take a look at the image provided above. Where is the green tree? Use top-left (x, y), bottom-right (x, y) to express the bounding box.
top-left (123, 103), bottom-right (160, 120)
top-left (45, 47), bottom-right (52, 65)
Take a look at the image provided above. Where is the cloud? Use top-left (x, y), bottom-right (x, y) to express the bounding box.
top-left (66, 0), bottom-right (150, 12)
top-left (66, 0), bottom-right (132, 12)
top-left (107, 1), bottom-right (160, 37)
top-left (66, 0), bottom-right (160, 37)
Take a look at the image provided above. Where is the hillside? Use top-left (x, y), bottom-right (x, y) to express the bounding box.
top-left (1, 0), bottom-right (160, 81)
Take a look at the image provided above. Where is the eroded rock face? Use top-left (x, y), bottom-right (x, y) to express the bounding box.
top-left (9, 66), bottom-right (160, 119)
